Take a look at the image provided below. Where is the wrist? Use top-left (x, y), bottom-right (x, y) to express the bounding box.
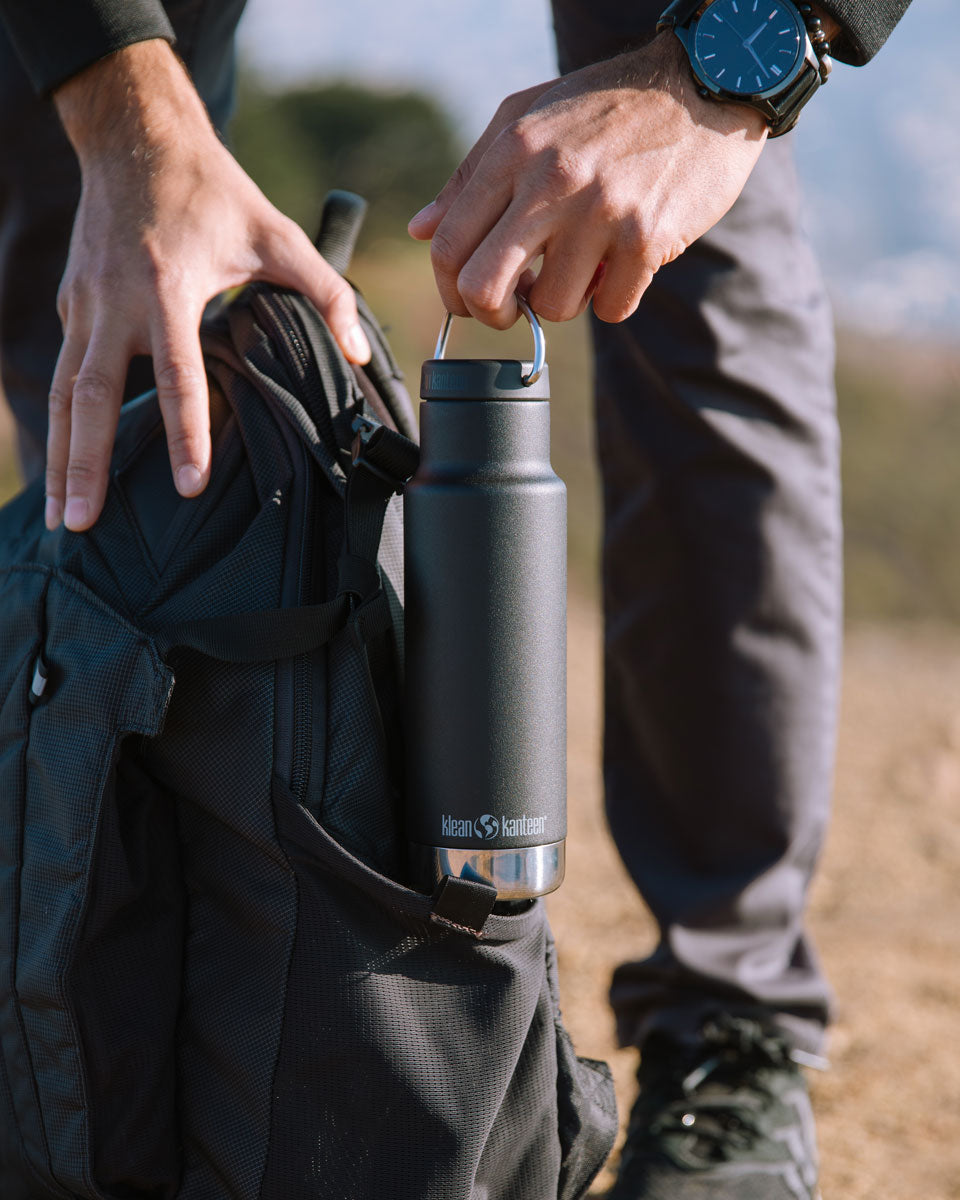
top-left (640, 30), bottom-right (768, 138)
top-left (807, 3), bottom-right (841, 43)
top-left (53, 40), bottom-right (213, 166)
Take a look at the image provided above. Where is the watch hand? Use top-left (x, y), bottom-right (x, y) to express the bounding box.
top-left (744, 43), bottom-right (770, 78)
top-left (720, 14), bottom-right (747, 39)
top-left (744, 20), bottom-right (768, 46)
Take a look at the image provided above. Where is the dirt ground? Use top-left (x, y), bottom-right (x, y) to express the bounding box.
top-left (547, 591), bottom-right (960, 1199)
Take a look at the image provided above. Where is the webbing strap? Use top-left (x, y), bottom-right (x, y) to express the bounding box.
top-left (153, 585), bottom-right (395, 665)
top-left (337, 553), bottom-right (381, 603)
top-left (337, 418), bottom-right (419, 604)
top-left (353, 421), bottom-right (420, 485)
top-left (430, 875), bottom-right (499, 938)
top-left (152, 419), bottom-right (417, 664)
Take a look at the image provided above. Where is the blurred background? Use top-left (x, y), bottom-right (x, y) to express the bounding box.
top-left (1, 1), bottom-right (958, 1194)
top-left (227, 0), bottom-right (960, 622)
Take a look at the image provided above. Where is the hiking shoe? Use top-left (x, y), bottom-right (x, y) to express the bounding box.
top-left (605, 1014), bottom-right (822, 1199)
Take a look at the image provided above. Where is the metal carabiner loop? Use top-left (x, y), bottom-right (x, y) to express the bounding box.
top-left (433, 294), bottom-right (546, 387)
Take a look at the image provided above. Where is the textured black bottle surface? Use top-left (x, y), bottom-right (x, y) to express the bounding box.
top-left (405, 360), bottom-right (566, 852)
top-left (420, 358), bottom-right (550, 401)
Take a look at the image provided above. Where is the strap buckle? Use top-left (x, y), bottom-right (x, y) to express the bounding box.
top-left (350, 415), bottom-right (411, 494)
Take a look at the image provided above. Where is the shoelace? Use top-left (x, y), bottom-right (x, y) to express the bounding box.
top-left (653, 1098), bottom-right (764, 1160)
top-left (639, 1017), bottom-right (823, 1164)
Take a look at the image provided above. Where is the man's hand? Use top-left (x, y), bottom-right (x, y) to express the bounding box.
top-left (408, 32), bottom-right (767, 331)
top-left (47, 39), bottom-right (371, 532)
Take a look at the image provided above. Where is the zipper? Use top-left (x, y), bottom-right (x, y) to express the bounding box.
top-left (251, 290), bottom-right (317, 805)
top-left (290, 439), bottom-right (312, 805)
top-left (270, 423), bottom-right (312, 804)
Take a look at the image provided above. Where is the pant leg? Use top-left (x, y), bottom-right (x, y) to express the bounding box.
top-left (551, 0), bottom-right (840, 1056)
top-left (0, 0), bottom-right (248, 484)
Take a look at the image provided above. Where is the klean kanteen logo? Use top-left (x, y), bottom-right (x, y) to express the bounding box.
top-left (474, 814), bottom-right (499, 840)
top-left (440, 814), bottom-right (547, 840)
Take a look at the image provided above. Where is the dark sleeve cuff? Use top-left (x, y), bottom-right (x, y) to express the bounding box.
top-left (0, 0), bottom-right (175, 94)
top-left (816, 0), bottom-right (912, 65)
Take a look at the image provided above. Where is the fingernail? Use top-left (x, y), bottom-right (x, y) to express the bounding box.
top-left (44, 496), bottom-right (62, 530)
top-left (345, 325), bottom-right (371, 364)
top-left (409, 201), bottom-right (437, 226)
top-left (176, 464), bottom-right (204, 496)
top-left (64, 497), bottom-right (88, 530)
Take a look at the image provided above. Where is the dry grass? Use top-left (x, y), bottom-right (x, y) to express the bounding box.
top-left (549, 596), bottom-right (960, 1198)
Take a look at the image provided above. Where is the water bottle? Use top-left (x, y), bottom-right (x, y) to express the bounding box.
top-left (404, 298), bottom-right (566, 899)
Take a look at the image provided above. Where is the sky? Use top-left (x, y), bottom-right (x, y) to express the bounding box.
top-left (238, 0), bottom-right (959, 339)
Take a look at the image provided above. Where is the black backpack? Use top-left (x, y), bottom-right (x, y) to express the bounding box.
top-left (0, 193), bottom-right (617, 1200)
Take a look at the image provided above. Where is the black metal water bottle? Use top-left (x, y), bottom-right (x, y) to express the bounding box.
top-left (405, 298), bottom-right (566, 899)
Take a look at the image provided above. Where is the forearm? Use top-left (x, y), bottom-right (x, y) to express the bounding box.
top-left (53, 39), bottom-right (212, 166)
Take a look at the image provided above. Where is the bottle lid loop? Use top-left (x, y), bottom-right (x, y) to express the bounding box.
top-left (433, 294), bottom-right (546, 387)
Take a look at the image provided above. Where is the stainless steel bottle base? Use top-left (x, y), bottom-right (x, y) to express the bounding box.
top-left (410, 840), bottom-right (565, 900)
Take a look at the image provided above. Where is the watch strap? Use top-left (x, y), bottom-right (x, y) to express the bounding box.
top-left (760, 59), bottom-right (821, 135)
top-left (656, 0), bottom-right (705, 31)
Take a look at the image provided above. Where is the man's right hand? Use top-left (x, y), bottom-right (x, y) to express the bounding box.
top-left (47, 39), bottom-right (371, 532)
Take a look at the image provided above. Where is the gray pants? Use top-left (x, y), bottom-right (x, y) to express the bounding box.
top-left (553, 0), bottom-right (840, 1054)
top-left (0, 0), bottom-right (838, 1058)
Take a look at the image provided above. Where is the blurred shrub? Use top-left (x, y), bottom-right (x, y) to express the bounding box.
top-left (229, 75), bottom-right (462, 246)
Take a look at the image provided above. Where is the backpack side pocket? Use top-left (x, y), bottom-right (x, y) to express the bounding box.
top-left (546, 935), bottom-right (619, 1200)
top-left (265, 777), bottom-right (617, 1200)
top-left (0, 567), bottom-right (175, 1199)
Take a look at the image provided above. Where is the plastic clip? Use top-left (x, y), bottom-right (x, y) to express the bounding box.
top-left (350, 415), bottom-right (408, 494)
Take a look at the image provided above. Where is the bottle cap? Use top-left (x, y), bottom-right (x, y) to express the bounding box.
top-left (420, 358), bottom-right (550, 400)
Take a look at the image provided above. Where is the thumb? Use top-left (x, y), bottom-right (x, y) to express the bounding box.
top-left (260, 219), bottom-right (371, 364)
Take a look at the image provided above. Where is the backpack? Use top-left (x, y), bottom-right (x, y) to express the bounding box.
top-left (0, 192), bottom-right (617, 1200)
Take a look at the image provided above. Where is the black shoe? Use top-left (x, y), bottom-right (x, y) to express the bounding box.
top-left (606, 1014), bottom-right (822, 1200)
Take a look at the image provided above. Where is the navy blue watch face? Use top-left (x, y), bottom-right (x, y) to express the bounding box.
top-left (694, 0), bottom-right (803, 95)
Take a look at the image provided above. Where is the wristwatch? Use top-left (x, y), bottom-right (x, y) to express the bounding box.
top-left (657, 0), bottom-right (832, 136)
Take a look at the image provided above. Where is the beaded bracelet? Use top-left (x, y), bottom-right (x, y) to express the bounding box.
top-left (797, 3), bottom-right (834, 84)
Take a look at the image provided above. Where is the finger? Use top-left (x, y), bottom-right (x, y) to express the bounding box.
top-left (259, 220), bottom-right (371, 365)
top-left (450, 197), bottom-right (551, 328)
top-left (408, 143), bottom-right (494, 242)
top-left (45, 331), bottom-right (87, 528)
top-left (429, 174), bottom-right (519, 320)
top-left (516, 266), bottom-right (538, 300)
top-left (408, 84), bottom-right (551, 239)
top-left (526, 233), bottom-right (610, 324)
top-left (584, 262), bottom-right (606, 305)
top-left (592, 248), bottom-right (655, 324)
top-left (149, 298), bottom-right (211, 499)
top-left (62, 321), bottom-right (131, 530)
